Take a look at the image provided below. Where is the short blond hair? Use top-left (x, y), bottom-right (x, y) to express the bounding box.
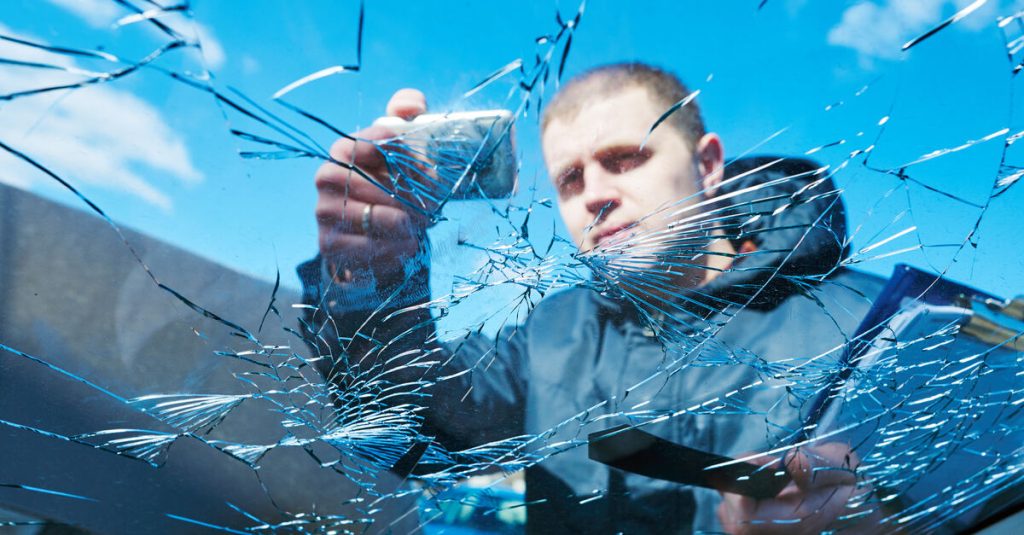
top-left (541, 62), bottom-right (706, 150)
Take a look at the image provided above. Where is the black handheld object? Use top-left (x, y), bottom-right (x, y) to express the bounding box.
top-left (587, 424), bottom-right (791, 499)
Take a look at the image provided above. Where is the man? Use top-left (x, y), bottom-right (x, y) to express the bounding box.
top-left (301, 63), bottom-right (886, 533)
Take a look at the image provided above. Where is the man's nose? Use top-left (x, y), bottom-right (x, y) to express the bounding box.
top-left (583, 171), bottom-right (622, 218)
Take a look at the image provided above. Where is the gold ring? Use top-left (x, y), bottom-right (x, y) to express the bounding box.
top-left (361, 203), bottom-right (373, 235)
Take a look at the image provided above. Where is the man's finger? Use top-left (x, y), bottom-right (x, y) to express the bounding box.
top-left (717, 494), bottom-right (744, 534)
top-left (327, 125), bottom-right (396, 166)
top-left (315, 162), bottom-right (410, 209)
top-left (785, 444), bottom-right (859, 492)
top-left (386, 88), bottom-right (427, 119)
top-left (316, 199), bottom-right (427, 238)
top-left (321, 126), bottom-right (443, 212)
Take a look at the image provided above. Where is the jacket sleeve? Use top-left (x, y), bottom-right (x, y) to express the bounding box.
top-left (296, 255), bottom-right (528, 454)
top-left (425, 327), bottom-right (530, 451)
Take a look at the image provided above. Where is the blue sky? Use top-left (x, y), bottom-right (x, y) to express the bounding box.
top-left (2, 0), bottom-right (1023, 305)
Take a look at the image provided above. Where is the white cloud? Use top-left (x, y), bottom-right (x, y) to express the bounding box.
top-left (784, 0), bottom-right (811, 17)
top-left (828, 0), bottom-right (945, 61)
top-left (0, 24), bottom-right (204, 211)
top-left (191, 22), bottom-right (226, 69)
top-left (956, 0), bottom-right (1001, 30)
top-left (241, 54), bottom-right (261, 75)
top-left (45, 0), bottom-right (123, 28)
top-left (43, 0), bottom-right (227, 70)
top-left (827, 0), bottom-right (1023, 62)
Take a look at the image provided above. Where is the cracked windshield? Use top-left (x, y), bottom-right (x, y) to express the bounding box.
top-left (1, 1), bottom-right (1023, 533)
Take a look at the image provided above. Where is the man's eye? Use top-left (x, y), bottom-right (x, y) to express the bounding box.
top-left (556, 167), bottom-right (583, 196)
top-left (599, 148), bottom-right (651, 174)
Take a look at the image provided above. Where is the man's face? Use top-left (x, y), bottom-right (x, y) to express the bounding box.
top-left (543, 87), bottom-right (721, 264)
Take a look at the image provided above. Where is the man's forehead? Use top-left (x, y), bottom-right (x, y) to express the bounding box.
top-left (542, 87), bottom-right (669, 164)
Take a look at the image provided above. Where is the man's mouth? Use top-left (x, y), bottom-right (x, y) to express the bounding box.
top-left (593, 222), bottom-right (637, 248)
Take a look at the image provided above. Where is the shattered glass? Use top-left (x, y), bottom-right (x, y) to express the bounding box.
top-left (1, 0), bottom-right (1023, 533)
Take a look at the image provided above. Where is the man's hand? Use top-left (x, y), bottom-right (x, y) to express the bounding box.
top-left (315, 88), bottom-right (431, 294)
top-left (717, 443), bottom-right (884, 534)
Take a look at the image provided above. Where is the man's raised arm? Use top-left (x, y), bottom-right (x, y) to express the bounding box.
top-left (297, 89), bottom-right (527, 456)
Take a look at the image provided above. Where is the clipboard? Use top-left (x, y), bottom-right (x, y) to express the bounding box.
top-left (587, 263), bottom-right (1023, 524)
top-left (801, 264), bottom-right (1024, 532)
top-left (801, 263), bottom-right (1004, 425)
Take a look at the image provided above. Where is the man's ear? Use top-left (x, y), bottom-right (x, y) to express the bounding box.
top-left (695, 133), bottom-right (725, 195)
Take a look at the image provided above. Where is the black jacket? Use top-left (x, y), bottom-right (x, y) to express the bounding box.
top-left (298, 156), bottom-right (886, 533)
